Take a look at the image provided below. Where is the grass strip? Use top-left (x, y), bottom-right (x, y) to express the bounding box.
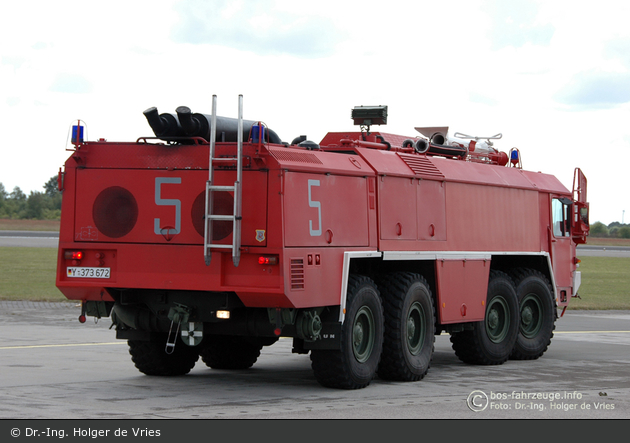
top-left (1, 247), bottom-right (628, 309)
top-left (0, 247), bottom-right (66, 301)
top-left (569, 256), bottom-right (630, 310)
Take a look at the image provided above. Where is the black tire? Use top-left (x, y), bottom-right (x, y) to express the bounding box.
top-left (377, 272), bottom-right (435, 381)
top-left (310, 275), bottom-right (384, 389)
top-left (200, 336), bottom-right (263, 369)
top-left (510, 269), bottom-right (556, 360)
top-left (128, 337), bottom-right (199, 376)
top-left (450, 270), bottom-right (519, 365)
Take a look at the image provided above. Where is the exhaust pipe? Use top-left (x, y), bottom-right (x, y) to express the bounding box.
top-left (143, 107), bottom-right (184, 138)
top-left (175, 106), bottom-right (210, 138)
top-left (175, 106), bottom-right (283, 143)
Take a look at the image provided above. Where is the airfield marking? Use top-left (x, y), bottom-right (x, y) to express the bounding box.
top-left (0, 342), bottom-right (126, 350)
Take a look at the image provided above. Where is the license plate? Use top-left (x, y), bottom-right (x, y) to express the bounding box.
top-left (66, 267), bottom-right (111, 279)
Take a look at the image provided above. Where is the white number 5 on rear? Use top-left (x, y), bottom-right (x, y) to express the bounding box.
top-left (308, 179), bottom-right (322, 236)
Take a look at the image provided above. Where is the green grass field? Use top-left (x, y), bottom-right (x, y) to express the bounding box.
top-left (0, 219), bottom-right (60, 231)
top-left (570, 256), bottom-right (630, 310)
top-left (0, 247), bottom-right (65, 301)
top-left (0, 246), bottom-right (628, 309)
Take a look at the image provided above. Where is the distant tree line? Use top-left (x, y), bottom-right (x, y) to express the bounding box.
top-left (0, 176), bottom-right (61, 220)
top-left (589, 221), bottom-right (630, 239)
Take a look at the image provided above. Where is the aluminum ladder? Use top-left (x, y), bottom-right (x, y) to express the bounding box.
top-left (204, 94), bottom-right (243, 267)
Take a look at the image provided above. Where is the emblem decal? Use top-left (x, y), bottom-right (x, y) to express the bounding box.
top-left (256, 230), bottom-right (266, 242)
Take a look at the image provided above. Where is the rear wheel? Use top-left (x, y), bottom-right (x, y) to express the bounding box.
top-left (128, 336), bottom-right (199, 376)
top-left (510, 269), bottom-right (556, 360)
top-left (451, 271), bottom-right (519, 365)
top-left (310, 275), bottom-right (384, 389)
top-left (377, 272), bottom-right (435, 381)
top-left (200, 336), bottom-right (263, 369)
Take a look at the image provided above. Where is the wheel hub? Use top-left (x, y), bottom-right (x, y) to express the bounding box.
top-left (522, 306), bottom-right (533, 326)
top-left (407, 317), bottom-right (416, 342)
top-left (488, 309), bottom-right (499, 330)
top-left (520, 294), bottom-right (543, 339)
top-left (352, 306), bottom-right (375, 363)
top-left (406, 302), bottom-right (425, 355)
top-left (354, 323), bottom-right (364, 347)
top-left (485, 296), bottom-right (509, 344)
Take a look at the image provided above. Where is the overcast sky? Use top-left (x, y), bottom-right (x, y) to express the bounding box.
top-left (1, 0), bottom-right (629, 224)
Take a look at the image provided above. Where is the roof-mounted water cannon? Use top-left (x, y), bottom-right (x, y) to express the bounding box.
top-left (412, 127), bottom-right (509, 165)
top-left (415, 127), bottom-right (449, 145)
top-left (352, 105), bottom-right (387, 137)
top-left (414, 126), bottom-right (467, 159)
top-left (451, 131), bottom-right (506, 164)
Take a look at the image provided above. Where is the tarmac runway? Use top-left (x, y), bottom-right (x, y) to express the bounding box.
top-left (1, 231), bottom-right (628, 421)
top-left (0, 301), bottom-right (628, 420)
top-left (0, 230), bottom-right (59, 248)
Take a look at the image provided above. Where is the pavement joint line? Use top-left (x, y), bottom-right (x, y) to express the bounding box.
top-left (437, 330), bottom-right (630, 336)
top-left (554, 330), bottom-right (630, 334)
top-left (0, 301), bottom-right (79, 309)
top-left (0, 342), bottom-right (126, 350)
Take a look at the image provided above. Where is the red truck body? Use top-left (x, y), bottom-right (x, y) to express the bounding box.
top-left (56, 97), bottom-right (589, 388)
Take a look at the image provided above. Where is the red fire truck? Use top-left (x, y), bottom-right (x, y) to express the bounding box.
top-left (56, 96), bottom-right (589, 389)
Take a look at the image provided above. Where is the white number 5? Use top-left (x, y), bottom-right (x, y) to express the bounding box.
top-left (155, 177), bottom-right (182, 235)
top-left (308, 179), bottom-right (322, 236)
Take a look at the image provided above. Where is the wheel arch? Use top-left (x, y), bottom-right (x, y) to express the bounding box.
top-left (342, 252), bottom-right (438, 323)
top-left (490, 252), bottom-right (557, 303)
top-left (342, 251), bottom-right (557, 324)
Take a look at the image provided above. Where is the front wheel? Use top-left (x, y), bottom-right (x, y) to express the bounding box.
top-left (510, 269), bottom-right (556, 360)
top-left (451, 271), bottom-right (519, 365)
top-left (310, 275), bottom-right (384, 389)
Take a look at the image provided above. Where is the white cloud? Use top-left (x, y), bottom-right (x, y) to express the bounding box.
top-left (171, 0), bottom-right (344, 58)
top-left (603, 37), bottom-right (630, 68)
top-left (484, 0), bottom-right (555, 49)
top-left (556, 70), bottom-right (630, 109)
top-left (49, 73), bottom-right (93, 94)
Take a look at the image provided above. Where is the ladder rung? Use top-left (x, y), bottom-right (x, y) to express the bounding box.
top-left (207, 185), bottom-right (235, 192)
top-left (211, 159), bottom-right (237, 167)
top-left (206, 244), bottom-right (233, 249)
top-left (212, 157), bottom-right (250, 168)
top-left (207, 214), bottom-right (234, 221)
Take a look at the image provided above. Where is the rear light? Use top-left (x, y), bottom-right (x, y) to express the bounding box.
top-left (64, 251), bottom-right (83, 260)
top-left (258, 255), bottom-right (278, 265)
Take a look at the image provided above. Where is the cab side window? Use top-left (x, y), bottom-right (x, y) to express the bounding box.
top-left (552, 198), bottom-right (570, 237)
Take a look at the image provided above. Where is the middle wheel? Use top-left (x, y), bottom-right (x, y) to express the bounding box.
top-left (377, 272), bottom-right (435, 381)
top-left (451, 270), bottom-right (520, 365)
top-left (310, 274), bottom-right (384, 389)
